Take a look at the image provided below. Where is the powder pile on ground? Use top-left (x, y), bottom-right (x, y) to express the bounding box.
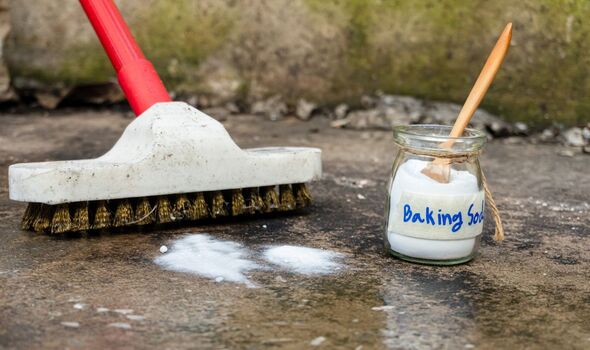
top-left (263, 246), bottom-right (343, 275)
top-left (155, 234), bottom-right (345, 285)
top-left (154, 234), bottom-right (259, 286)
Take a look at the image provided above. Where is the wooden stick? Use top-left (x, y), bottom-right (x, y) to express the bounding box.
top-left (422, 23), bottom-right (512, 183)
top-left (441, 23), bottom-right (512, 148)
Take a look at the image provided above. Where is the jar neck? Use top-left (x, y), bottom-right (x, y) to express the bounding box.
top-left (398, 146), bottom-right (482, 160)
top-left (393, 125), bottom-right (487, 156)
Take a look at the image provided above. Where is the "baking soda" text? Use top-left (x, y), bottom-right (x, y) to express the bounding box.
top-left (402, 201), bottom-right (485, 233)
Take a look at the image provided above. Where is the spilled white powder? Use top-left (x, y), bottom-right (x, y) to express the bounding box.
top-left (155, 234), bottom-right (346, 285)
top-left (263, 246), bottom-right (343, 275)
top-left (154, 234), bottom-right (259, 286)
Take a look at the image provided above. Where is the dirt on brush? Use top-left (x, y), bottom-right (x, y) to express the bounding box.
top-left (0, 109), bottom-right (588, 350)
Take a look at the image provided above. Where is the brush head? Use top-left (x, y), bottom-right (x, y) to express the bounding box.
top-left (9, 102), bottom-right (321, 204)
top-left (10, 102), bottom-right (322, 233)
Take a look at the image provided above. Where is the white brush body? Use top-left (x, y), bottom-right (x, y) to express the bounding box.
top-left (9, 102), bottom-right (322, 204)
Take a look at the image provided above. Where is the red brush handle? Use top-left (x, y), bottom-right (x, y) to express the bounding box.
top-left (79, 0), bottom-right (171, 116)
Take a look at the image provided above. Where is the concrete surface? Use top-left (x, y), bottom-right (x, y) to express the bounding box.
top-left (0, 109), bottom-right (589, 349)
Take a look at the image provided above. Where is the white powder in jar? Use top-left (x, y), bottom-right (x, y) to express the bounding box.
top-left (387, 159), bottom-right (483, 261)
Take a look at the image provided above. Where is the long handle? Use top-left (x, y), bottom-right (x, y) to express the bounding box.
top-left (448, 23), bottom-right (512, 139)
top-left (79, 0), bottom-right (171, 116)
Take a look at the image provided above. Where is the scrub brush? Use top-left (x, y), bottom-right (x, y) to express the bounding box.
top-left (9, 0), bottom-right (322, 234)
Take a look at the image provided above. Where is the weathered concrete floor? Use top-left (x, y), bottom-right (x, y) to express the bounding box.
top-left (0, 109), bottom-right (588, 350)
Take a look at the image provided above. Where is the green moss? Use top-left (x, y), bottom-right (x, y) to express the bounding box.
top-left (10, 43), bottom-right (114, 86)
top-left (305, 0), bottom-right (590, 127)
top-left (11, 0), bottom-right (235, 94)
top-left (304, 0), bottom-right (379, 99)
top-left (131, 0), bottom-right (235, 91)
top-left (10, 0), bottom-right (590, 126)
top-left (58, 45), bottom-right (114, 84)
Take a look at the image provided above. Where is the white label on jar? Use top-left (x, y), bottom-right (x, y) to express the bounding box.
top-left (388, 191), bottom-right (485, 240)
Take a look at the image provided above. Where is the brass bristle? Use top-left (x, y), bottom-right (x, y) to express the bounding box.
top-left (293, 183), bottom-right (312, 207)
top-left (20, 183), bottom-right (313, 234)
top-left (21, 203), bottom-right (41, 230)
top-left (93, 200), bottom-right (111, 229)
top-left (279, 185), bottom-right (296, 211)
top-left (33, 204), bottom-right (54, 233)
top-left (135, 197), bottom-right (155, 225)
top-left (173, 194), bottom-right (194, 221)
top-left (231, 189), bottom-right (246, 216)
top-left (247, 188), bottom-right (264, 214)
top-left (113, 199), bottom-right (134, 227)
top-left (210, 191), bottom-right (228, 218)
top-left (156, 196), bottom-right (172, 224)
top-left (193, 192), bottom-right (209, 219)
top-left (51, 204), bottom-right (71, 234)
top-left (71, 202), bottom-right (90, 231)
top-left (261, 186), bottom-right (279, 213)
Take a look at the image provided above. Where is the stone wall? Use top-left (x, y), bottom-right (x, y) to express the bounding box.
top-left (2, 0), bottom-right (590, 127)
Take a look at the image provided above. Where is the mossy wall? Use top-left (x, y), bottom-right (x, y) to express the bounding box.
top-left (5, 0), bottom-right (590, 126)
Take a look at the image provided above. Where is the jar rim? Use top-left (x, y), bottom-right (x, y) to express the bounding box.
top-left (392, 124), bottom-right (487, 155)
top-left (393, 124), bottom-right (487, 142)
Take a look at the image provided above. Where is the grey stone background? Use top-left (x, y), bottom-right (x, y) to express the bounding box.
top-left (1, 0), bottom-right (590, 128)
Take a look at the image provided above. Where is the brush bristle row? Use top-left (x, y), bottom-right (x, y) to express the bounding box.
top-left (173, 194), bottom-right (193, 221)
top-left (293, 183), bottom-right (313, 207)
top-left (156, 196), bottom-right (172, 224)
top-left (21, 184), bottom-right (313, 234)
top-left (33, 204), bottom-right (53, 233)
top-left (135, 198), bottom-right (155, 225)
top-left (113, 199), bottom-right (134, 227)
top-left (193, 193), bottom-right (209, 219)
top-left (51, 204), bottom-right (71, 234)
top-left (261, 186), bottom-right (280, 213)
top-left (279, 185), bottom-right (296, 211)
top-left (210, 191), bottom-right (228, 218)
top-left (247, 188), bottom-right (264, 214)
top-left (21, 203), bottom-right (41, 230)
top-left (231, 189), bottom-right (246, 216)
top-left (71, 202), bottom-right (90, 231)
top-left (93, 201), bottom-right (111, 230)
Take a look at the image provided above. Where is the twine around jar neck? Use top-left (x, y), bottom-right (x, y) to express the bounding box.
top-left (399, 146), bottom-right (505, 241)
top-left (399, 146), bottom-right (481, 161)
top-left (481, 171), bottom-right (504, 241)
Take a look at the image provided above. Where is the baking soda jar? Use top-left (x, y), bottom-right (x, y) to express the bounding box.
top-left (384, 125), bottom-right (488, 265)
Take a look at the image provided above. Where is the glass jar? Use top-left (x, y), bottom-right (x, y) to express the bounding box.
top-left (384, 125), bottom-right (487, 265)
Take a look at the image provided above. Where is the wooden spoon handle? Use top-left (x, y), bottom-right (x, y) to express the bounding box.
top-left (448, 23), bottom-right (512, 138)
top-left (423, 24), bottom-right (512, 183)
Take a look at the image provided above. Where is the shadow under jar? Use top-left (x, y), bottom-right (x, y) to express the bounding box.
top-left (384, 125), bottom-right (487, 265)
